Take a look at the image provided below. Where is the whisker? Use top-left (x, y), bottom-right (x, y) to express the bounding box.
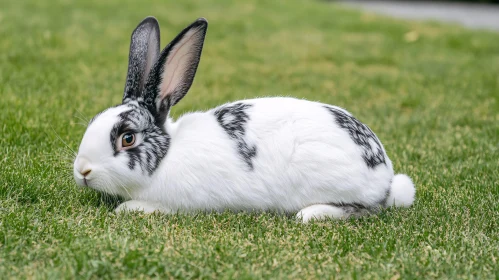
top-left (100, 179), bottom-right (122, 208)
top-left (74, 109), bottom-right (90, 124)
top-left (109, 172), bottom-right (134, 201)
top-left (46, 126), bottom-right (77, 156)
top-left (75, 122), bottom-right (88, 127)
top-left (41, 146), bottom-right (75, 161)
top-left (118, 181), bottom-right (133, 201)
top-left (43, 152), bottom-right (75, 163)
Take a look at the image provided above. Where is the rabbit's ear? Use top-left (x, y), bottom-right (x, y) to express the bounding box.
top-left (143, 18), bottom-right (207, 125)
top-left (123, 17), bottom-right (160, 103)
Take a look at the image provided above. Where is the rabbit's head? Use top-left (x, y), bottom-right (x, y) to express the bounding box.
top-left (73, 17), bottom-right (208, 195)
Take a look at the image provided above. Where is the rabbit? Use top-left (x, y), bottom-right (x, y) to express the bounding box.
top-left (73, 16), bottom-right (415, 223)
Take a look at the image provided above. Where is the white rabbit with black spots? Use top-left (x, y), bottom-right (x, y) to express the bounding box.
top-left (73, 17), bottom-right (415, 223)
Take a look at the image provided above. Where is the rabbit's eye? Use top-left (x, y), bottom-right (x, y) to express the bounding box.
top-left (122, 133), bottom-right (135, 147)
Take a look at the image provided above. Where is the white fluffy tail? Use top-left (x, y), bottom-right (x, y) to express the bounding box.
top-left (386, 174), bottom-right (416, 207)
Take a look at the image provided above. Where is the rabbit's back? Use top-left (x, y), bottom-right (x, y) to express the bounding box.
top-left (154, 97), bottom-right (394, 212)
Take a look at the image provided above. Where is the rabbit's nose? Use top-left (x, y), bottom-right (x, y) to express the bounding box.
top-left (81, 168), bottom-right (92, 177)
top-left (75, 157), bottom-right (92, 178)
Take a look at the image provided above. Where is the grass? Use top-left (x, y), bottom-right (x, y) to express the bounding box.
top-left (1, 0), bottom-right (498, 278)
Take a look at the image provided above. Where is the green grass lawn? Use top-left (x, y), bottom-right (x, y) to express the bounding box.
top-left (1, 0), bottom-right (498, 278)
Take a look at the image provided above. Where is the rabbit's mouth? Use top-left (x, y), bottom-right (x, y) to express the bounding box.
top-left (73, 169), bottom-right (93, 188)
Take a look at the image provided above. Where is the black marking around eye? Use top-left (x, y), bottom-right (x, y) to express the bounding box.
top-left (324, 106), bottom-right (386, 169)
top-left (214, 103), bottom-right (257, 170)
top-left (109, 105), bottom-right (170, 175)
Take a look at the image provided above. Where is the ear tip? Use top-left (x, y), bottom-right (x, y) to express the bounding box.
top-left (195, 17), bottom-right (208, 27)
top-left (143, 16), bottom-right (158, 21)
top-left (136, 16), bottom-right (160, 30)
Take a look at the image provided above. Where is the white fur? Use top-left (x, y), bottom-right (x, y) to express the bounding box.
top-left (150, 98), bottom-right (392, 212)
top-left (386, 174), bottom-right (415, 207)
top-left (75, 97), bottom-right (416, 221)
top-left (115, 200), bottom-right (171, 214)
top-left (296, 204), bottom-right (348, 223)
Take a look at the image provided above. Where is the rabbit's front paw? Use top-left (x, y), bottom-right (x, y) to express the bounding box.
top-left (115, 200), bottom-right (170, 214)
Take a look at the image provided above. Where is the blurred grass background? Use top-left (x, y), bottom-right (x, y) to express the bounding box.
top-left (0, 0), bottom-right (498, 278)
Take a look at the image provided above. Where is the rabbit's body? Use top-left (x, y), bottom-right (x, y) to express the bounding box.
top-left (130, 98), bottom-right (392, 213)
top-left (74, 17), bottom-right (415, 222)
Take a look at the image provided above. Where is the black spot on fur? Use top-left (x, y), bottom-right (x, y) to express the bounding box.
top-left (214, 103), bottom-right (257, 170)
top-left (109, 104), bottom-right (169, 175)
top-left (324, 106), bottom-right (386, 169)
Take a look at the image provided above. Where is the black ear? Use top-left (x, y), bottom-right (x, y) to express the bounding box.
top-left (122, 17), bottom-right (160, 103)
top-left (143, 18), bottom-right (208, 125)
